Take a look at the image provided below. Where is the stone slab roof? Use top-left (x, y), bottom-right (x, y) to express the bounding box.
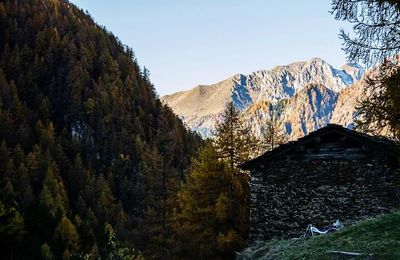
top-left (240, 124), bottom-right (400, 170)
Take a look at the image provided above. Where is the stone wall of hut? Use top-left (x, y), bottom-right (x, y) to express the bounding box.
top-left (249, 158), bottom-right (400, 243)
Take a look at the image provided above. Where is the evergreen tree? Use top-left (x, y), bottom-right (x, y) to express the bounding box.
top-left (41, 243), bottom-right (54, 260)
top-left (173, 143), bottom-right (244, 259)
top-left (212, 101), bottom-right (256, 229)
top-left (355, 61), bottom-right (400, 139)
top-left (213, 101), bottom-right (258, 170)
top-left (0, 201), bottom-right (24, 259)
top-left (332, 0), bottom-right (400, 66)
top-left (174, 102), bottom-right (258, 258)
top-left (40, 243), bottom-right (54, 260)
top-left (259, 103), bottom-right (286, 153)
top-left (332, 0), bottom-right (400, 139)
top-left (15, 163), bottom-right (34, 206)
top-left (55, 215), bottom-right (80, 254)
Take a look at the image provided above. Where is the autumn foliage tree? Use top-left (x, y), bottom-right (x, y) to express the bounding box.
top-left (174, 102), bottom-right (258, 258)
top-left (259, 104), bottom-right (286, 153)
top-left (213, 101), bottom-right (258, 169)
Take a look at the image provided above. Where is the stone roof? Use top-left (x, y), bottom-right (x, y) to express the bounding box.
top-left (240, 124), bottom-right (400, 170)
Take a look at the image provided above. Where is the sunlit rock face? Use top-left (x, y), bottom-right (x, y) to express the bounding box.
top-left (161, 57), bottom-right (365, 140)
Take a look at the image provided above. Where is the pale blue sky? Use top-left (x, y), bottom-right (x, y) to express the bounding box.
top-left (70, 0), bottom-right (351, 96)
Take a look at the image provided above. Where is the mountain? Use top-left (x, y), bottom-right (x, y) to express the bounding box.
top-left (331, 78), bottom-right (367, 128)
top-left (162, 58), bottom-right (365, 139)
top-left (0, 0), bottom-right (202, 258)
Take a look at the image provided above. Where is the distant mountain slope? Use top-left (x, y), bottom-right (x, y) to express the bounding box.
top-left (162, 58), bottom-right (365, 138)
top-left (331, 79), bottom-right (367, 128)
top-left (277, 84), bottom-right (338, 137)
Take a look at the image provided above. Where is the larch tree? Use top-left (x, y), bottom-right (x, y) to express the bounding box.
top-left (260, 103), bottom-right (286, 153)
top-left (332, 0), bottom-right (400, 66)
top-left (332, 0), bottom-right (400, 139)
top-left (174, 101), bottom-right (259, 258)
top-left (355, 61), bottom-right (400, 140)
top-left (173, 143), bottom-right (244, 259)
top-left (213, 101), bottom-right (258, 171)
top-left (212, 101), bottom-right (259, 239)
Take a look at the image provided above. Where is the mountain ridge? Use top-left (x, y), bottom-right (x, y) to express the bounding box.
top-left (161, 57), bottom-right (365, 139)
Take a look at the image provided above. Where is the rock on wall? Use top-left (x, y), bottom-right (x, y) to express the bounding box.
top-left (249, 159), bottom-right (400, 243)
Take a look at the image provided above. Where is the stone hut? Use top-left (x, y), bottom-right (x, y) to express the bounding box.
top-left (240, 124), bottom-right (400, 243)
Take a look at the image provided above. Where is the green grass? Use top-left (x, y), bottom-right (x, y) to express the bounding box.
top-left (240, 211), bottom-right (400, 259)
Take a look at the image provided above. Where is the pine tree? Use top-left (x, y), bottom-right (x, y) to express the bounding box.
top-left (174, 139), bottom-right (252, 258)
top-left (259, 104), bottom-right (286, 153)
top-left (213, 101), bottom-right (258, 170)
top-left (212, 101), bottom-right (257, 235)
top-left (16, 163), bottom-right (34, 206)
top-left (332, 0), bottom-right (400, 66)
top-left (13, 144), bottom-right (24, 167)
top-left (173, 143), bottom-right (234, 258)
top-left (355, 61), bottom-right (400, 139)
top-left (102, 223), bottom-right (144, 259)
top-left (55, 215), bottom-right (80, 254)
top-left (39, 163), bottom-right (68, 219)
top-left (0, 145), bottom-right (17, 206)
top-left (332, 0), bottom-right (400, 139)
top-left (0, 200), bottom-right (24, 259)
top-left (95, 173), bottom-right (116, 222)
top-left (41, 243), bottom-right (54, 260)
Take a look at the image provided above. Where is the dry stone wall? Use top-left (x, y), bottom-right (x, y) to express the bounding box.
top-left (249, 159), bottom-right (400, 243)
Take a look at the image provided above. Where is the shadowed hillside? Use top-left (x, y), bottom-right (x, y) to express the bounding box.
top-left (0, 0), bottom-right (202, 258)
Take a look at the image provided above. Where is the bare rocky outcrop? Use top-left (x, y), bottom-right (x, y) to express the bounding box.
top-left (161, 58), bottom-right (366, 139)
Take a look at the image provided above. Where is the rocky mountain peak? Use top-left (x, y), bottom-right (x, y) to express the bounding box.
top-left (161, 58), bottom-right (366, 139)
top-left (340, 63), bottom-right (365, 82)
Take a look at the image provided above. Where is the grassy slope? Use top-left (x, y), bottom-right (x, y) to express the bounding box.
top-left (239, 211), bottom-right (400, 259)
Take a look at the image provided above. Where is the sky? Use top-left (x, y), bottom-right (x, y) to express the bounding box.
top-left (69, 0), bottom-right (353, 96)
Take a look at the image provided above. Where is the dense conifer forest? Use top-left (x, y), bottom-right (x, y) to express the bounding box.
top-left (0, 0), bottom-right (203, 258)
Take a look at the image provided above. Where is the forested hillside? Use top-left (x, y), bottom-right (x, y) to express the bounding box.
top-left (0, 0), bottom-right (202, 258)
